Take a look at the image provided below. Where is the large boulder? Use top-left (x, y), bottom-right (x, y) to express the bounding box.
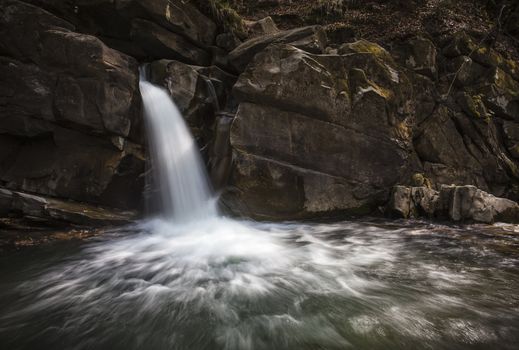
top-left (439, 185), bottom-right (519, 223)
top-left (226, 43), bottom-right (418, 219)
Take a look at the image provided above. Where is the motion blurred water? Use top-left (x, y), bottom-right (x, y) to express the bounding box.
top-left (1, 74), bottom-right (518, 350)
top-left (0, 219), bottom-right (518, 349)
top-left (139, 73), bottom-right (216, 221)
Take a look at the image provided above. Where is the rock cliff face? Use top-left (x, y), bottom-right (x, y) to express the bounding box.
top-left (0, 0), bottom-right (145, 218)
top-left (222, 31), bottom-right (519, 220)
top-left (1, 0), bottom-right (519, 226)
top-left (226, 43), bottom-right (418, 218)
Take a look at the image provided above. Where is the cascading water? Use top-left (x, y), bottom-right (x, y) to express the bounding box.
top-left (139, 70), bottom-right (216, 221)
top-left (1, 72), bottom-right (519, 350)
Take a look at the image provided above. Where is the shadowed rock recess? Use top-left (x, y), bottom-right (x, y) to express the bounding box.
top-left (1, 0), bottom-right (519, 227)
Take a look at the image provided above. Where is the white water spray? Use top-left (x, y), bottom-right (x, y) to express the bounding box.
top-left (139, 72), bottom-right (216, 221)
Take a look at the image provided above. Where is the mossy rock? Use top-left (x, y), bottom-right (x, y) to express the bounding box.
top-left (349, 68), bottom-right (394, 103)
top-left (339, 39), bottom-right (396, 66)
top-left (443, 31), bottom-right (519, 82)
top-left (480, 67), bottom-right (519, 120)
top-left (411, 173), bottom-right (432, 188)
top-left (456, 92), bottom-right (491, 121)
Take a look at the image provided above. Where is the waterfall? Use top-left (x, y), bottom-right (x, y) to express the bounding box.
top-left (139, 71), bottom-right (217, 221)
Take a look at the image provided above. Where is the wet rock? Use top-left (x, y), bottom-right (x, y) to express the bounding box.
top-left (438, 185), bottom-right (519, 223)
top-left (387, 185), bottom-right (519, 223)
top-left (228, 26), bottom-right (328, 72)
top-left (226, 32), bottom-right (519, 218)
top-left (388, 186), bottom-right (413, 218)
top-left (227, 150), bottom-right (376, 219)
top-left (209, 116), bottom-right (234, 190)
top-left (388, 186), bottom-right (439, 218)
top-left (79, 0), bottom-right (214, 45)
top-left (148, 59), bottom-right (236, 142)
top-left (0, 188), bottom-right (137, 226)
top-left (0, 0), bottom-right (75, 59)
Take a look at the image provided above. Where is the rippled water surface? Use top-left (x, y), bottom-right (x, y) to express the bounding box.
top-left (1, 218), bottom-right (518, 350)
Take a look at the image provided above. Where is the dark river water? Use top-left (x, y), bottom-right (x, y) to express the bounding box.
top-left (0, 218), bottom-right (518, 350)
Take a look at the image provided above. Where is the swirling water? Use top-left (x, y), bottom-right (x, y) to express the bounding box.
top-left (1, 74), bottom-right (518, 350)
top-left (0, 219), bottom-right (519, 349)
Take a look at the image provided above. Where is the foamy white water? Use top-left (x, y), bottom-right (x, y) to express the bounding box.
top-left (2, 220), bottom-right (519, 350)
top-left (139, 74), bottom-right (216, 221)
